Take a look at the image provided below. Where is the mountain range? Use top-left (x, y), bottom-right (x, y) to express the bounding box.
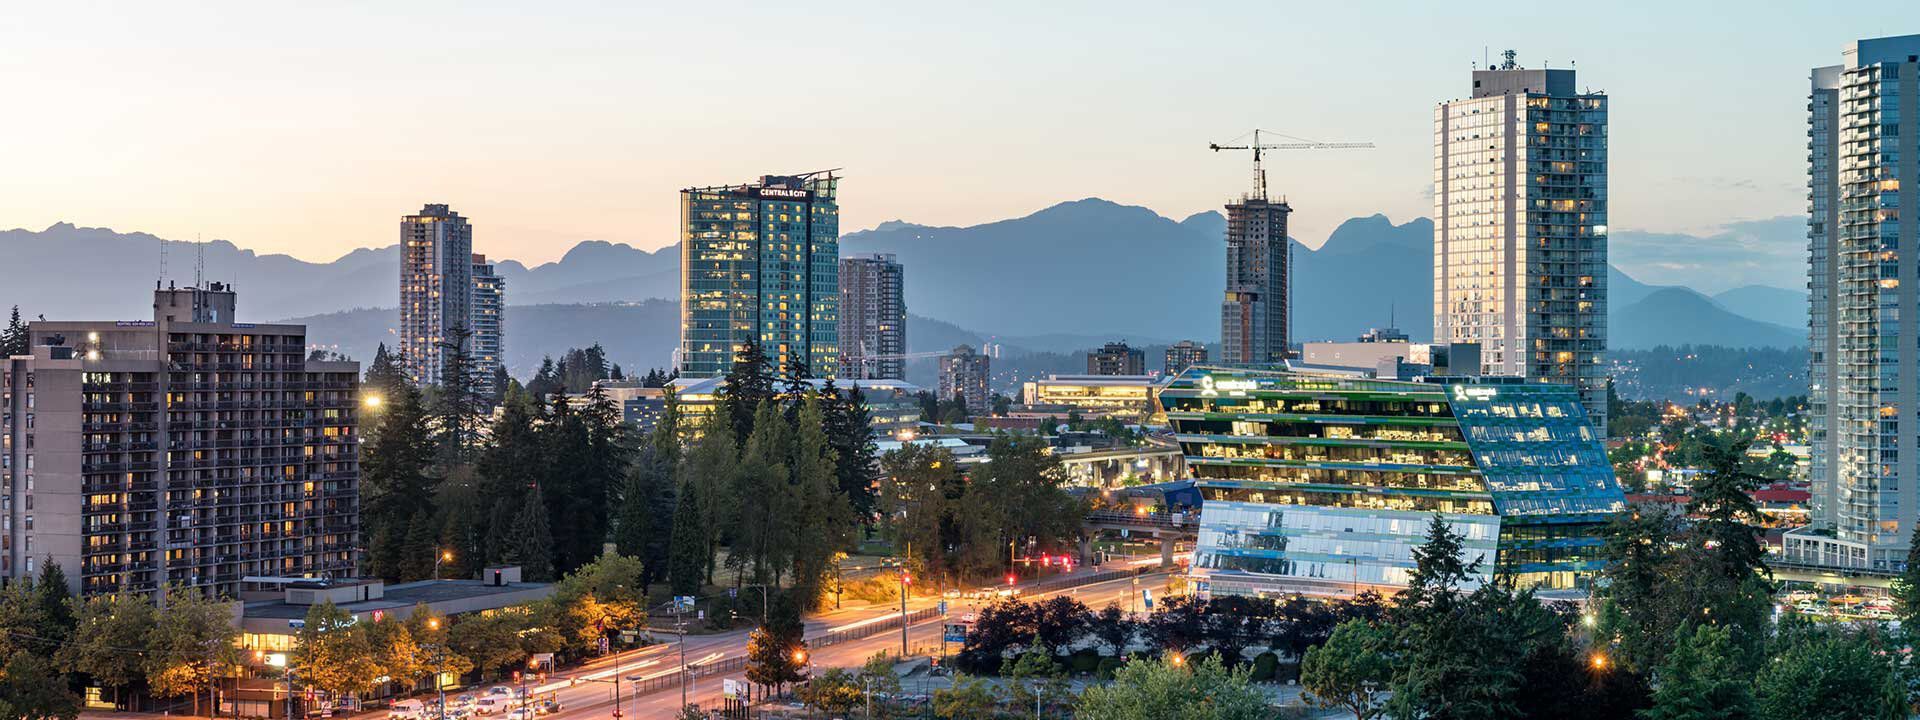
top-left (1, 200), bottom-right (1807, 379)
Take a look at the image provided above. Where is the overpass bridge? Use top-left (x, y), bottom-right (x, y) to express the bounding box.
top-left (1082, 509), bottom-right (1198, 568)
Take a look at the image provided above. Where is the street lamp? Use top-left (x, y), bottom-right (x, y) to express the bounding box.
top-left (433, 549), bottom-right (454, 580)
top-left (426, 618), bottom-right (447, 720)
top-left (363, 393), bottom-right (384, 410)
top-left (898, 571), bottom-right (912, 657)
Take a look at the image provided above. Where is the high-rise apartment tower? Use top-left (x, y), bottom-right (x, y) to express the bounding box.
top-left (1, 284), bottom-right (360, 596)
top-left (1790, 35), bottom-right (1920, 570)
top-left (399, 205), bottom-right (474, 387)
top-left (1433, 52), bottom-right (1609, 429)
top-left (470, 255), bottom-right (504, 396)
top-left (838, 253), bottom-right (905, 380)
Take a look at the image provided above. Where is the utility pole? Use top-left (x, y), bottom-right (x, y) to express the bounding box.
top-left (899, 570), bottom-right (911, 657)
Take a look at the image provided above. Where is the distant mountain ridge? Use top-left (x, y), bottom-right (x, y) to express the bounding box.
top-left (1, 202), bottom-right (1807, 362)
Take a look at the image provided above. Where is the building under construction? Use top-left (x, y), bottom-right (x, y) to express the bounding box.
top-left (1220, 196), bottom-right (1292, 365)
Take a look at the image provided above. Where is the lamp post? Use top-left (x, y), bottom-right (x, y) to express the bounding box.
top-left (427, 618), bottom-right (446, 720)
top-left (433, 550), bottom-right (453, 581)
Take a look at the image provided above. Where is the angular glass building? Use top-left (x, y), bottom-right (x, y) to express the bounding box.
top-left (1159, 366), bottom-right (1624, 599)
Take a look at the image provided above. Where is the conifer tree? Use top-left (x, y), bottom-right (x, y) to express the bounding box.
top-left (720, 340), bottom-right (775, 445)
top-left (508, 485), bottom-right (556, 582)
top-left (733, 401), bottom-right (794, 586)
top-left (362, 383), bottom-right (436, 579)
top-left (0, 306), bottom-right (28, 357)
top-left (683, 410), bottom-right (738, 585)
top-left (33, 560), bottom-right (76, 645)
top-left (789, 398), bottom-right (852, 604)
top-left (667, 477), bottom-right (707, 597)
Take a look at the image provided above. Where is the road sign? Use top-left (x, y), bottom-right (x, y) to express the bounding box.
top-left (727, 587), bottom-right (737, 599)
top-left (673, 595), bottom-right (696, 612)
top-left (944, 623), bottom-right (968, 643)
top-left (937, 600), bottom-right (947, 615)
top-left (723, 679), bottom-right (741, 699)
top-left (1141, 589), bottom-right (1153, 610)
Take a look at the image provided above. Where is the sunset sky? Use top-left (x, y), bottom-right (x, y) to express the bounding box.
top-left (1, 1), bottom-right (1906, 264)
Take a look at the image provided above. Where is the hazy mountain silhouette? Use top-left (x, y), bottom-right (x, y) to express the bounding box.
top-left (1714, 285), bottom-right (1808, 329)
top-left (1, 203), bottom-right (1807, 360)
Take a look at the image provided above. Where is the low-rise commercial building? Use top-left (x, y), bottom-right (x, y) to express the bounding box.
top-left (1021, 374), bottom-right (1160, 421)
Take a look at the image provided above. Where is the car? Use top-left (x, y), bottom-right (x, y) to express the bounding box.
top-left (505, 709), bottom-right (536, 720)
top-left (389, 700), bottom-right (427, 720)
top-left (536, 699), bottom-right (562, 715)
top-left (942, 589), bottom-right (963, 599)
top-left (485, 687), bottom-right (513, 697)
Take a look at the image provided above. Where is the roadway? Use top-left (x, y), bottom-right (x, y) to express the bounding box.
top-left (507, 567), bottom-right (1171, 719)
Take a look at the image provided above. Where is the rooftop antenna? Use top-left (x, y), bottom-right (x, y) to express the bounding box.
top-left (195, 233), bottom-right (205, 289)
top-left (158, 235), bottom-right (168, 288)
top-left (1500, 49), bottom-right (1519, 70)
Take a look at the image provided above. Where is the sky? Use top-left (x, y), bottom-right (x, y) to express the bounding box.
top-left (0, 1), bottom-right (1911, 266)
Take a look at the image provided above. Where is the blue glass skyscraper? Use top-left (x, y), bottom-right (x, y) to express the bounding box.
top-left (679, 173), bottom-right (841, 379)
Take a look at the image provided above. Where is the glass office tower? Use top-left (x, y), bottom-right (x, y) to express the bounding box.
top-left (679, 173), bottom-right (841, 379)
top-left (1160, 366), bottom-right (1624, 599)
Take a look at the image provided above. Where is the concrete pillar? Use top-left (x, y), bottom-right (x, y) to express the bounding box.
top-left (1159, 535), bottom-right (1175, 569)
top-left (1078, 536), bottom-right (1093, 566)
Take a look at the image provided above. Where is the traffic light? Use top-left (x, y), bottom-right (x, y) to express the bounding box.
top-left (1006, 574), bottom-right (1016, 586)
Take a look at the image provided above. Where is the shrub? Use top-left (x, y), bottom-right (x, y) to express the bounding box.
top-left (1251, 652), bottom-right (1279, 682)
top-left (1070, 649), bottom-right (1101, 674)
top-left (1096, 657), bottom-right (1123, 680)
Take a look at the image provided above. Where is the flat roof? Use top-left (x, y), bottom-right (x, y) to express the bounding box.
top-left (242, 579), bottom-right (552, 621)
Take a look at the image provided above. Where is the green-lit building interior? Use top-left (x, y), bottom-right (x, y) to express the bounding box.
top-left (1159, 366), bottom-right (1625, 599)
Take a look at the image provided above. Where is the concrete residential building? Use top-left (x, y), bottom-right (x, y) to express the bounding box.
top-left (1790, 34), bottom-right (1920, 571)
top-left (1, 283), bottom-right (360, 596)
top-left (1221, 196), bottom-right (1291, 365)
top-left (839, 253), bottom-right (905, 380)
top-left (1165, 340), bottom-right (1208, 376)
top-left (399, 204), bottom-right (474, 387)
top-left (679, 173), bottom-right (841, 379)
top-left (938, 345), bottom-right (991, 416)
top-left (470, 254), bottom-right (504, 397)
top-left (1161, 366), bottom-right (1623, 599)
top-left (1433, 52), bottom-right (1609, 429)
top-left (1087, 341), bottom-right (1146, 376)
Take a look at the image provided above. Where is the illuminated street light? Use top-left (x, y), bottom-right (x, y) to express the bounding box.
top-left (363, 393), bottom-right (385, 409)
top-left (1589, 652), bottom-right (1609, 671)
top-left (1168, 652), bottom-right (1185, 667)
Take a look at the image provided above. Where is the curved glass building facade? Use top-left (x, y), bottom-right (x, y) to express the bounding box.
top-left (1159, 366), bottom-right (1624, 599)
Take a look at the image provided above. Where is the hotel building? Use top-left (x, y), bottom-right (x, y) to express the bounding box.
top-left (679, 173), bottom-right (841, 379)
top-left (1, 284), bottom-right (360, 596)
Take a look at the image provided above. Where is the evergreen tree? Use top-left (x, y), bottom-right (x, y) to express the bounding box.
top-left (822, 381), bottom-right (879, 518)
top-left (32, 561), bottom-right (75, 645)
top-left (1895, 524), bottom-right (1920, 626)
top-left (476, 382), bottom-right (543, 563)
top-left (1395, 514), bottom-right (1476, 615)
top-left (1641, 624), bottom-right (1755, 720)
top-left (683, 410), bottom-right (738, 585)
top-left (719, 340), bottom-right (775, 445)
top-left (508, 485), bottom-right (556, 582)
top-left (1688, 436), bottom-right (1770, 582)
top-left (789, 398), bottom-right (853, 605)
top-left (431, 325), bottom-right (487, 465)
top-left (399, 508), bottom-right (441, 580)
top-left (361, 384), bottom-right (437, 580)
top-left (615, 447), bottom-right (676, 590)
top-left (1755, 627), bottom-right (1906, 720)
top-left (667, 477), bottom-right (707, 596)
top-left (539, 391), bottom-right (622, 574)
top-left (0, 306), bottom-right (29, 357)
top-left (364, 343), bottom-right (410, 400)
top-left (526, 356), bottom-right (561, 400)
top-left (732, 401), bottom-right (794, 586)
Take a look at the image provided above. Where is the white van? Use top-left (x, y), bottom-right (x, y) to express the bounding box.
top-left (389, 700), bottom-right (426, 720)
top-left (472, 698), bottom-right (506, 716)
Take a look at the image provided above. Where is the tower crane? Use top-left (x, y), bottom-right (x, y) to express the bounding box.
top-left (1209, 129), bottom-right (1375, 201)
